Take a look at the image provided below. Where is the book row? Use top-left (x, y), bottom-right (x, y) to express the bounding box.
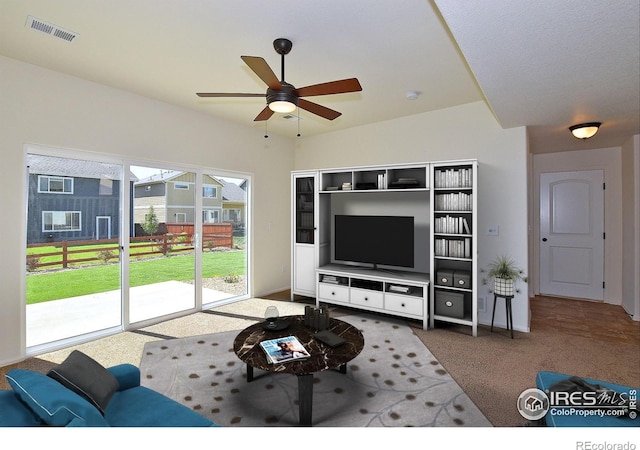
top-left (434, 215), bottom-right (471, 234)
top-left (434, 168), bottom-right (473, 189)
top-left (434, 192), bottom-right (473, 211)
top-left (434, 237), bottom-right (472, 259)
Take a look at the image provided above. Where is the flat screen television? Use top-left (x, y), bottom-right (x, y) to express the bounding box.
top-left (334, 215), bottom-right (414, 269)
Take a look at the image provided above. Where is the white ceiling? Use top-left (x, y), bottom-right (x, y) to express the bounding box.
top-left (1, 0), bottom-right (638, 153)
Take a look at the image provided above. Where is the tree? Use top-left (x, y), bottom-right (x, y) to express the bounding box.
top-left (141, 206), bottom-right (159, 236)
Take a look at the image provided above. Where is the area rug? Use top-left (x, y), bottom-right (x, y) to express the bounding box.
top-left (140, 314), bottom-right (491, 427)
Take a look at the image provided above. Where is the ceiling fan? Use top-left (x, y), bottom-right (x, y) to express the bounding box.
top-left (197, 38), bottom-right (362, 121)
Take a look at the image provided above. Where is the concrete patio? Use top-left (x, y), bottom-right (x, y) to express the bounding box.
top-left (26, 281), bottom-right (239, 348)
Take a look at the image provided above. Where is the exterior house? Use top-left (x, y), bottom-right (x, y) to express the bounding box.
top-left (221, 179), bottom-right (247, 231)
top-left (26, 154), bottom-right (137, 244)
top-left (133, 171), bottom-right (246, 231)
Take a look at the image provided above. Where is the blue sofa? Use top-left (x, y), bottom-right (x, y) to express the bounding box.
top-left (536, 371), bottom-right (638, 427)
top-left (0, 363), bottom-right (215, 427)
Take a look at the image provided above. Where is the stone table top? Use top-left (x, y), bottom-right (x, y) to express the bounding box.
top-left (233, 315), bottom-right (364, 375)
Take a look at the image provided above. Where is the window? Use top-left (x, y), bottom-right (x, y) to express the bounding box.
top-left (203, 186), bottom-right (217, 198)
top-left (203, 210), bottom-right (219, 223)
top-left (175, 213), bottom-right (187, 222)
top-left (224, 209), bottom-right (241, 223)
top-left (38, 175), bottom-right (73, 194)
top-left (174, 182), bottom-right (189, 190)
top-left (144, 186), bottom-right (151, 191)
top-left (43, 211), bottom-right (81, 232)
top-left (99, 178), bottom-right (113, 196)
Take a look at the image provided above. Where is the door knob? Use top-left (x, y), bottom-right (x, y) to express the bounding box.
top-left (542, 238), bottom-right (547, 242)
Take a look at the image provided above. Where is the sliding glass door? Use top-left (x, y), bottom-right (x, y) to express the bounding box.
top-left (26, 153), bottom-right (123, 349)
top-left (128, 166), bottom-right (197, 323)
top-left (201, 173), bottom-right (248, 306)
top-left (26, 150), bottom-right (251, 352)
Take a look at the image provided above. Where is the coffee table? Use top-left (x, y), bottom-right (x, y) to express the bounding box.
top-left (233, 315), bottom-right (364, 426)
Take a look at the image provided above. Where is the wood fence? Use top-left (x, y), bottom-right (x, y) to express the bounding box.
top-left (26, 223), bottom-right (233, 271)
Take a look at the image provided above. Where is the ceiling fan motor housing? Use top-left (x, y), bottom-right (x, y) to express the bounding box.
top-left (267, 82), bottom-right (298, 107)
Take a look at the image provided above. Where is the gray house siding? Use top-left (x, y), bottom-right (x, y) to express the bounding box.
top-left (27, 174), bottom-right (124, 244)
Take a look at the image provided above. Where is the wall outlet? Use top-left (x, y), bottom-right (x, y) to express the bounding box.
top-left (487, 225), bottom-right (499, 236)
top-left (478, 296), bottom-right (486, 312)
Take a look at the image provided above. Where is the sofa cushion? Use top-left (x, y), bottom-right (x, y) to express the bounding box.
top-left (0, 390), bottom-right (43, 426)
top-left (536, 371), bottom-right (639, 427)
top-left (47, 350), bottom-right (119, 414)
top-left (5, 369), bottom-right (108, 427)
top-left (104, 385), bottom-right (214, 427)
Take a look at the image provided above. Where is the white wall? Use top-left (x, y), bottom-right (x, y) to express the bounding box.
top-left (532, 147), bottom-right (623, 304)
top-left (621, 135), bottom-right (640, 319)
top-left (294, 101), bottom-right (530, 332)
top-left (0, 55), bottom-right (295, 365)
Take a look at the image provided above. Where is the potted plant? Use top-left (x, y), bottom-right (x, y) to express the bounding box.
top-left (481, 255), bottom-right (527, 296)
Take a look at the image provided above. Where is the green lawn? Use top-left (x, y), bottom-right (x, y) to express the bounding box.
top-left (26, 250), bottom-right (246, 304)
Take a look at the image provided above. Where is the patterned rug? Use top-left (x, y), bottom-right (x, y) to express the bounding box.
top-left (139, 314), bottom-right (491, 427)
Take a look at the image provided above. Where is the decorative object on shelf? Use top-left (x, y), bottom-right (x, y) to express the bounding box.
top-left (481, 255), bottom-right (527, 296)
top-left (569, 122), bottom-right (601, 139)
top-left (304, 305), bottom-right (330, 330)
top-left (262, 306), bottom-right (289, 330)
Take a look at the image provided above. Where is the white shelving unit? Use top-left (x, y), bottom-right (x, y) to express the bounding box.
top-left (291, 171), bottom-right (319, 298)
top-left (429, 160), bottom-right (478, 336)
top-left (292, 160), bottom-right (478, 335)
top-left (316, 264), bottom-right (430, 329)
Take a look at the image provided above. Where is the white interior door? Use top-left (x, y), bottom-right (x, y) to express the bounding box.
top-left (539, 170), bottom-right (604, 300)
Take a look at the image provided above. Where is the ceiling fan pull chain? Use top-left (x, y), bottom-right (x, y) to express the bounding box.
top-left (297, 110), bottom-right (301, 137)
top-left (264, 119), bottom-right (268, 138)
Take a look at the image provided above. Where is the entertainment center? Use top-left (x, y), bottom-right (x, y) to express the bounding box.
top-left (291, 159), bottom-right (478, 335)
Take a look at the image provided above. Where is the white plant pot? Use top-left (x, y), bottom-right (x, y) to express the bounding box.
top-left (494, 277), bottom-right (514, 296)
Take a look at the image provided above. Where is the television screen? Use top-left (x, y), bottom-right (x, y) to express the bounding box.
top-left (334, 215), bottom-right (414, 269)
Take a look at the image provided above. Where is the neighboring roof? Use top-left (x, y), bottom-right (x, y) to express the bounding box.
top-left (134, 170), bottom-right (184, 184)
top-left (27, 154), bottom-right (137, 181)
top-left (220, 179), bottom-right (246, 203)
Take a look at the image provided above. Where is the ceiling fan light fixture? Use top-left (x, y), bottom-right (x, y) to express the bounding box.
top-left (267, 83), bottom-right (298, 114)
top-left (569, 122), bottom-right (601, 139)
top-left (269, 100), bottom-right (297, 113)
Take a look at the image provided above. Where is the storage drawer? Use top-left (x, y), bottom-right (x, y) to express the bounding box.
top-left (318, 282), bottom-right (350, 304)
top-left (435, 291), bottom-right (465, 318)
top-left (436, 270), bottom-right (454, 286)
top-left (384, 294), bottom-right (424, 316)
top-left (351, 288), bottom-right (384, 309)
top-left (453, 270), bottom-right (471, 289)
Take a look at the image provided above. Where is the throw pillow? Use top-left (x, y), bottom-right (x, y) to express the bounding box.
top-left (5, 369), bottom-right (108, 427)
top-left (47, 350), bottom-right (120, 414)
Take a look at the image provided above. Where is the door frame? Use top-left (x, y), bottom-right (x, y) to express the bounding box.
top-left (96, 216), bottom-right (111, 240)
top-left (24, 145), bottom-right (252, 355)
top-left (532, 150), bottom-right (623, 305)
top-left (538, 170), bottom-right (604, 300)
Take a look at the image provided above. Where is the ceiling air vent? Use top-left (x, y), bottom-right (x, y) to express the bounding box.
top-left (26, 15), bottom-right (79, 42)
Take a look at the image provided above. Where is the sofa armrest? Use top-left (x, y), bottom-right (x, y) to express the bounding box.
top-left (107, 364), bottom-right (140, 391)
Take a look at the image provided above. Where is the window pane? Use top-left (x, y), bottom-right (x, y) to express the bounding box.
top-left (26, 153), bottom-right (122, 349)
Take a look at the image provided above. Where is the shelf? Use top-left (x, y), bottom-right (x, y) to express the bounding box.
top-left (430, 161), bottom-right (477, 337)
top-left (320, 163), bottom-right (429, 192)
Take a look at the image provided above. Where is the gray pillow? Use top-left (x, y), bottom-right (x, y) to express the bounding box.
top-left (47, 350), bottom-right (120, 414)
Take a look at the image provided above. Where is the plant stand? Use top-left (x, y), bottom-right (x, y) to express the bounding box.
top-left (491, 293), bottom-right (514, 339)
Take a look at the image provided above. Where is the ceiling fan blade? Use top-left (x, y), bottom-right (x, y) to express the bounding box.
top-left (254, 106), bottom-right (275, 121)
top-left (241, 56), bottom-right (282, 90)
top-left (298, 98), bottom-right (342, 120)
top-left (196, 93), bottom-right (265, 97)
top-left (295, 78), bottom-right (362, 97)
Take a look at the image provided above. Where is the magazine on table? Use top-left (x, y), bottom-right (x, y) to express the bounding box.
top-left (260, 336), bottom-right (310, 364)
